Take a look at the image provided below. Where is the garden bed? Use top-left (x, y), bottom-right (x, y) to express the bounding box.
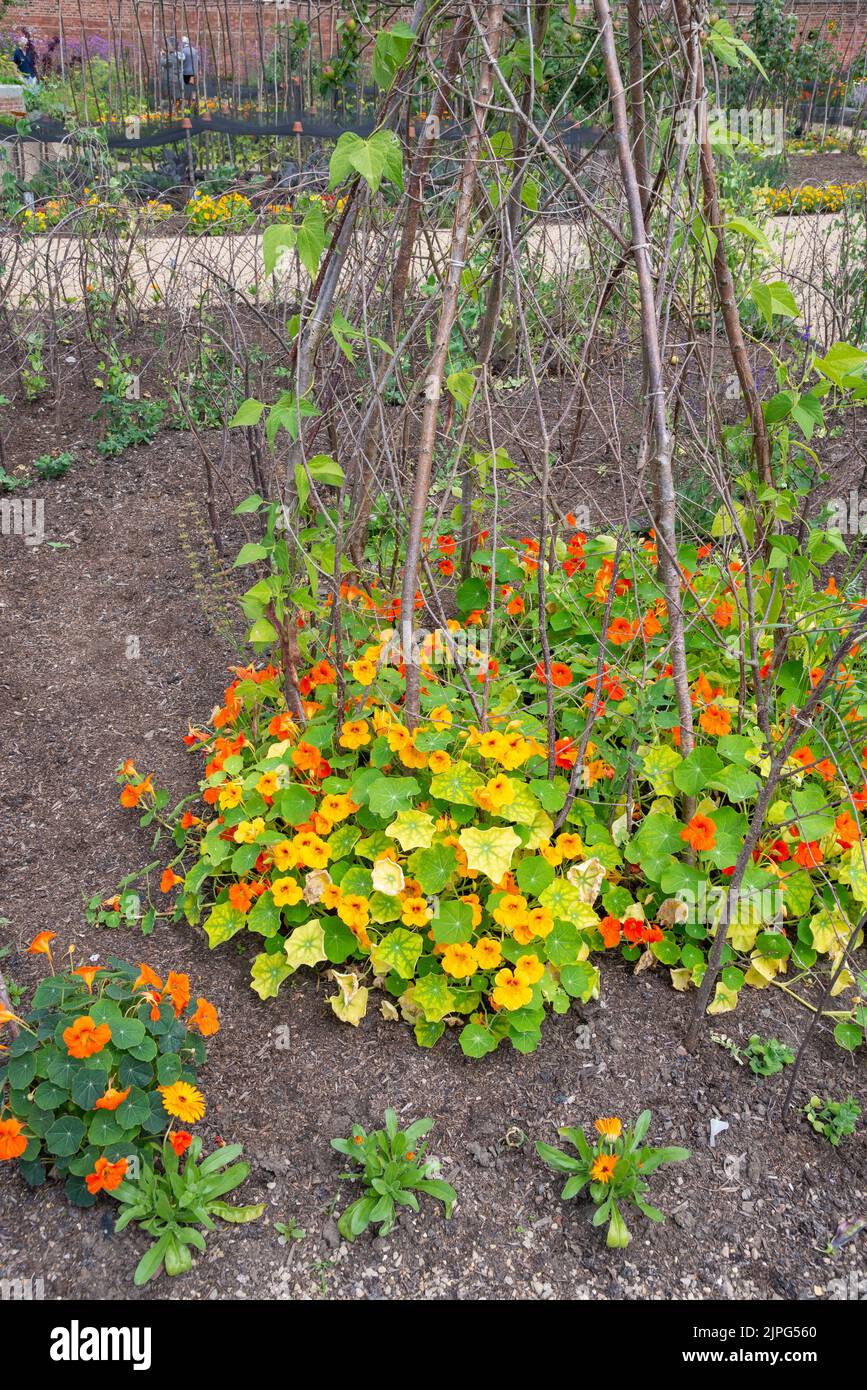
top-left (1, 426), bottom-right (865, 1301)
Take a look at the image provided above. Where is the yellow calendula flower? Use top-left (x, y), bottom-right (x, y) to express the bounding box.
top-left (441, 942), bottom-right (478, 978)
top-left (272, 877), bottom-right (303, 908)
top-left (233, 818), bottom-right (265, 844)
top-left (159, 1080), bottom-right (206, 1124)
top-left (594, 1116), bottom-right (622, 1141)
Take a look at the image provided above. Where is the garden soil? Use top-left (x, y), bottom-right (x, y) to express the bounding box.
top-left (1, 425), bottom-right (865, 1302)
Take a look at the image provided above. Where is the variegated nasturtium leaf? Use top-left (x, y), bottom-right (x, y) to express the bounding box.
top-left (385, 809), bottom-right (436, 852)
top-left (371, 857), bottom-right (405, 896)
top-left (565, 856), bottom-right (606, 904)
top-left (429, 760), bottom-right (485, 807)
top-left (459, 825), bottom-right (522, 882)
top-left (328, 823), bottom-right (361, 860)
top-left (370, 927), bottom-right (423, 980)
top-left (250, 951), bottom-right (293, 1000)
top-left (706, 980), bottom-right (739, 1015)
top-left (639, 744), bottom-right (683, 797)
top-left (837, 848), bottom-right (867, 904)
top-left (524, 807), bottom-right (555, 849)
top-left (284, 919), bottom-right (327, 971)
top-left (203, 901), bottom-right (246, 948)
top-left (497, 780), bottom-right (541, 826)
top-left (412, 973), bottom-right (457, 1023)
top-left (807, 909), bottom-right (849, 956)
top-left (329, 972), bottom-right (369, 1026)
top-left (539, 877), bottom-right (599, 929)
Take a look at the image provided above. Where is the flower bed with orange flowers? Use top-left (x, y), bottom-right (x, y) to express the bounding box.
top-left (0, 938), bottom-right (218, 1205)
top-left (101, 506), bottom-right (867, 1061)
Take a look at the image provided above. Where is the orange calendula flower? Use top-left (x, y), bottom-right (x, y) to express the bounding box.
top-left (680, 814), bottom-right (717, 852)
top-left (85, 1156), bottom-right (128, 1194)
top-left (64, 1015), bottom-right (112, 1059)
top-left (94, 1085), bottom-right (131, 1112)
top-left (594, 1116), bottom-right (622, 1140)
top-left (169, 1129), bottom-right (193, 1156)
top-left (590, 1153), bottom-right (619, 1184)
top-left (159, 1081), bottom-right (206, 1124)
top-left (189, 998), bottom-right (220, 1037)
top-left (27, 931), bottom-right (55, 956)
top-left (0, 1116), bottom-right (28, 1160)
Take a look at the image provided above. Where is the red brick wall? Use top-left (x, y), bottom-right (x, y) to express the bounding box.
top-left (3, 3), bottom-right (865, 72)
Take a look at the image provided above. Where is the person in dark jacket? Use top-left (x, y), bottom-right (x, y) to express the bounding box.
top-left (12, 33), bottom-right (38, 81)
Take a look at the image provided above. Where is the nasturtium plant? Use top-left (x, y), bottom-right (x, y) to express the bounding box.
top-left (106, 505), bottom-right (867, 1060)
top-left (0, 940), bottom-right (217, 1205)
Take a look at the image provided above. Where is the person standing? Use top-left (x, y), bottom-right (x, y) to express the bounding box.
top-left (12, 32), bottom-right (38, 83)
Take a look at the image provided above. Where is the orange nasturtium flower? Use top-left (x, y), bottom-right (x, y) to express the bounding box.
top-left (85, 1156), bottom-right (128, 1194)
top-left (159, 1081), bottom-right (206, 1124)
top-left (169, 1130), bottom-right (193, 1156)
top-left (160, 867), bottom-right (184, 893)
top-left (607, 617), bottom-right (636, 646)
top-left (189, 998), bottom-right (220, 1037)
top-left (699, 703), bottom-right (731, 736)
top-left (94, 1085), bottom-right (131, 1112)
top-left (164, 972), bottom-right (191, 1017)
top-left (119, 775), bottom-right (154, 808)
top-left (793, 840), bottom-right (824, 870)
top-left (133, 963), bottom-right (163, 993)
top-left (64, 1015), bottom-right (112, 1059)
top-left (73, 965), bottom-right (102, 992)
top-left (27, 931), bottom-right (56, 957)
top-left (590, 1153), bottom-right (619, 1185)
top-left (0, 1117), bottom-right (28, 1161)
top-left (680, 814), bottom-right (717, 852)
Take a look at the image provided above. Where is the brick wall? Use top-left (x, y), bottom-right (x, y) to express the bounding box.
top-left (3, 3), bottom-right (865, 73)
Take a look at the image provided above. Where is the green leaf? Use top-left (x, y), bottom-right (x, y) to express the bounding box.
top-left (412, 973), bottom-right (456, 1023)
top-left (329, 129), bottom-right (403, 194)
top-left (71, 1067), bottom-right (110, 1109)
top-left (459, 1022), bottom-right (499, 1057)
top-left (250, 951), bottom-right (293, 1001)
top-left (368, 777), bottom-right (420, 819)
top-left (429, 760), bottom-right (485, 807)
top-left (229, 397), bottom-right (265, 427)
top-left (414, 842), bottom-right (457, 894)
top-left (284, 919), bottom-right (328, 971)
top-left (431, 900), bottom-right (473, 944)
top-left (203, 901), bottom-right (246, 949)
top-left (516, 855), bottom-right (555, 898)
top-left (262, 223), bottom-right (296, 276)
top-left (370, 928), bottom-right (422, 980)
top-left (45, 1115), bottom-right (86, 1157)
top-left (110, 1016), bottom-right (146, 1050)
